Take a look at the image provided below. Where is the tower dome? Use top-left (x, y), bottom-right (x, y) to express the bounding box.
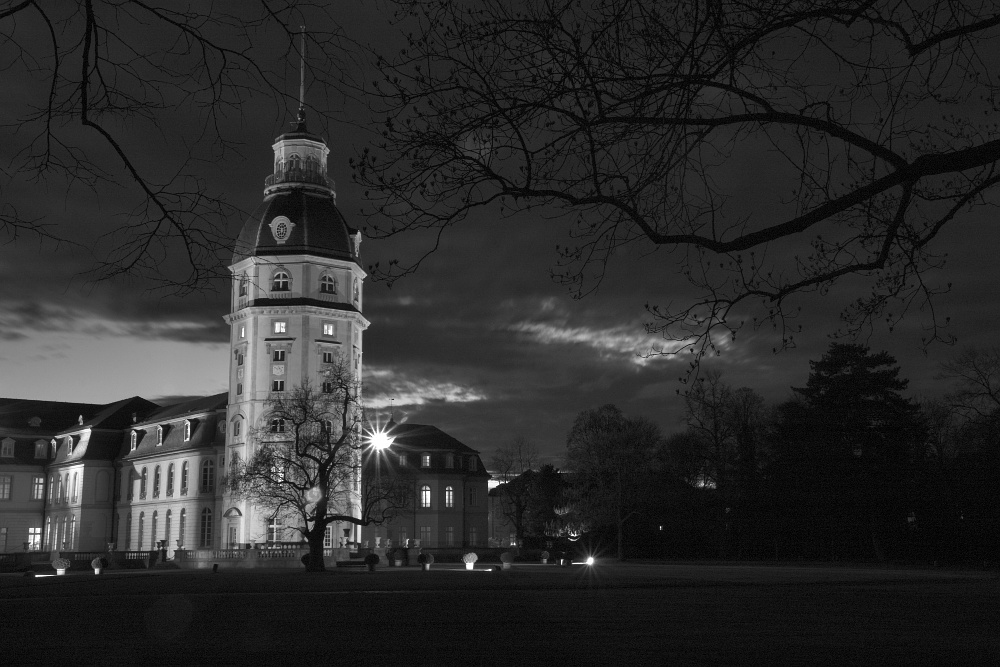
top-left (232, 122), bottom-right (360, 265)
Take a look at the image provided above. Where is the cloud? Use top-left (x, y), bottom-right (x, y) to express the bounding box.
top-left (364, 365), bottom-right (488, 408)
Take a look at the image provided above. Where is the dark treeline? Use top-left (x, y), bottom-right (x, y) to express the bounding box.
top-left (500, 343), bottom-right (1000, 564)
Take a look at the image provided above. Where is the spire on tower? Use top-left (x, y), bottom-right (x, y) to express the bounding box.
top-left (296, 25), bottom-right (307, 130)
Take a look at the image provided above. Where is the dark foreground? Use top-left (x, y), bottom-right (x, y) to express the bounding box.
top-left (1, 562), bottom-right (997, 665)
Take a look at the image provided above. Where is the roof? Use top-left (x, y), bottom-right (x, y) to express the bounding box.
top-left (383, 422), bottom-right (480, 455)
top-left (121, 393), bottom-right (227, 460)
top-left (0, 398), bottom-right (106, 432)
top-left (232, 189), bottom-right (357, 265)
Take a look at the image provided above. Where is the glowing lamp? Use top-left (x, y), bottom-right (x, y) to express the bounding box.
top-left (586, 556), bottom-right (595, 566)
top-left (370, 430), bottom-right (393, 450)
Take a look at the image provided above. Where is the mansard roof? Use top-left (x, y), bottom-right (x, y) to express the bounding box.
top-left (121, 393), bottom-right (227, 460)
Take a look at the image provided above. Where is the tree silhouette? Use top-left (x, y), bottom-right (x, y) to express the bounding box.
top-left (357, 0), bottom-right (1000, 358)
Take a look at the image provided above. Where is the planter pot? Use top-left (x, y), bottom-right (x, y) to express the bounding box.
top-left (93, 568), bottom-right (102, 575)
top-left (394, 560), bottom-right (403, 567)
top-left (541, 559), bottom-right (548, 565)
top-left (56, 569), bottom-right (66, 576)
top-left (465, 562), bottom-right (474, 570)
top-left (421, 563), bottom-right (431, 571)
top-left (502, 562), bottom-right (511, 570)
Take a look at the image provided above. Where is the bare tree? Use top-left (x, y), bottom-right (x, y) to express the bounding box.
top-left (356, 0), bottom-right (1000, 360)
top-left (939, 347), bottom-right (1000, 419)
top-left (228, 361), bottom-right (410, 571)
top-left (1, 1), bottom-right (359, 292)
top-left (490, 435), bottom-right (539, 543)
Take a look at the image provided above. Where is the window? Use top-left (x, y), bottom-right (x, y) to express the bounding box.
top-left (67, 437), bottom-right (74, 455)
top-left (323, 322), bottom-right (335, 336)
top-left (153, 466), bottom-right (161, 497)
top-left (200, 508), bottom-right (213, 547)
top-left (183, 420), bottom-right (191, 441)
top-left (272, 380), bottom-right (285, 392)
top-left (322, 381), bottom-right (334, 394)
top-left (323, 525), bottom-right (333, 548)
top-left (270, 418), bottom-right (285, 433)
top-left (421, 453), bottom-right (431, 468)
top-left (28, 526), bottom-right (41, 550)
top-left (469, 527), bottom-right (478, 547)
top-left (420, 485), bottom-right (431, 508)
top-left (71, 472), bottom-right (78, 503)
top-left (181, 462), bottom-right (189, 495)
top-left (34, 440), bottom-right (47, 458)
top-left (68, 515), bottom-right (76, 549)
top-left (271, 271), bottom-right (290, 291)
top-left (445, 453), bottom-right (454, 468)
top-left (267, 517), bottom-right (284, 543)
top-left (239, 273), bottom-right (248, 296)
top-left (445, 486), bottom-right (454, 508)
top-left (273, 320), bottom-right (287, 334)
top-left (130, 431), bottom-right (137, 451)
top-left (320, 274), bottom-right (337, 294)
top-left (156, 425), bottom-right (164, 446)
top-left (445, 526), bottom-right (455, 547)
top-left (232, 419), bottom-right (242, 440)
top-left (237, 383), bottom-right (243, 396)
top-left (353, 278), bottom-right (359, 303)
top-left (0, 475), bottom-right (11, 500)
top-left (45, 517), bottom-right (52, 549)
top-left (165, 510), bottom-right (172, 546)
top-left (469, 486), bottom-right (478, 506)
top-left (201, 460), bottom-right (215, 493)
top-left (239, 325), bottom-right (246, 338)
top-left (322, 350), bottom-right (335, 364)
top-left (140, 467), bottom-right (148, 499)
top-left (32, 475), bottom-right (44, 500)
top-left (138, 512), bottom-right (145, 549)
top-left (1, 438), bottom-right (13, 457)
top-left (420, 526), bottom-right (431, 544)
top-left (273, 349), bottom-right (286, 362)
top-left (50, 439), bottom-right (57, 457)
top-left (469, 456), bottom-right (478, 471)
top-left (151, 511), bottom-right (158, 548)
top-left (179, 509), bottom-right (186, 547)
top-left (49, 475), bottom-right (56, 502)
top-left (167, 464), bottom-right (175, 497)
top-left (62, 473), bottom-right (69, 502)
top-left (398, 453), bottom-right (407, 466)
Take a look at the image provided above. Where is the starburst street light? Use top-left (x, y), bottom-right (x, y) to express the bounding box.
top-left (368, 428), bottom-right (394, 451)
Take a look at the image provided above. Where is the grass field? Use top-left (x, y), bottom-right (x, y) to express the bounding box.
top-left (1, 562), bottom-right (997, 664)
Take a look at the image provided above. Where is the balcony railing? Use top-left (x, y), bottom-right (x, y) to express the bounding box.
top-left (264, 167), bottom-right (334, 191)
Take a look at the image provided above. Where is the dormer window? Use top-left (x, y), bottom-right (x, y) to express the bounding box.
top-left (1, 438), bottom-right (13, 457)
top-left (421, 453), bottom-right (431, 468)
top-left (353, 278), bottom-right (359, 303)
top-left (445, 453), bottom-right (454, 468)
top-left (183, 420), bottom-right (192, 442)
top-left (399, 453), bottom-right (407, 467)
top-left (34, 440), bottom-right (47, 458)
top-left (320, 274), bottom-right (337, 294)
top-left (469, 456), bottom-right (477, 471)
top-left (66, 437), bottom-right (74, 455)
top-left (156, 425), bottom-right (164, 446)
top-left (130, 431), bottom-right (138, 451)
top-left (50, 439), bottom-right (57, 457)
top-left (272, 271), bottom-right (290, 292)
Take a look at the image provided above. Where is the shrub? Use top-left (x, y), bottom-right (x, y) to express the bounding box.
top-left (462, 552), bottom-right (478, 564)
top-left (51, 558), bottom-right (70, 571)
top-left (91, 557), bottom-right (109, 570)
top-left (500, 551), bottom-right (514, 564)
top-left (540, 550), bottom-right (550, 560)
top-left (417, 552), bottom-right (434, 565)
top-left (364, 553), bottom-right (379, 566)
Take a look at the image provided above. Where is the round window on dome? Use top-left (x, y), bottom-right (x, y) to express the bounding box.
top-left (268, 216), bottom-right (295, 244)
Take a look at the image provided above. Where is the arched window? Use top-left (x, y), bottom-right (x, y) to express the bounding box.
top-left (289, 154), bottom-right (301, 172)
top-left (140, 467), bottom-right (148, 499)
top-left (201, 460), bottom-right (215, 493)
top-left (151, 511), bottom-right (158, 548)
top-left (270, 418), bottom-right (285, 434)
top-left (420, 485), bottom-right (431, 508)
top-left (353, 278), bottom-right (359, 303)
top-left (130, 431), bottom-right (137, 451)
top-left (167, 463), bottom-right (175, 496)
top-left (181, 461), bottom-right (189, 495)
top-left (138, 512), bottom-right (145, 549)
top-left (153, 466), bottom-right (161, 498)
top-left (44, 517), bottom-right (51, 550)
top-left (445, 486), bottom-right (454, 508)
top-left (125, 514), bottom-right (132, 550)
top-left (165, 509), bottom-right (172, 545)
top-left (271, 271), bottom-right (290, 292)
top-left (179, 509), bottom-right (186, 547)
top-left (156, 425), bottom-right (163, 446)
top-left (320, 274), bottom-right (337, 294)
top-left (183, 420), bottom-right (191, 441)
top-left (200, 508), bottom-right (213, 547)
top-left (48, 475), bottom-right (56, 502)
top-left (71, 472), bottom-right (78, 503)
top-left (239, 273), bottom-right (248, 296)
top-left (232, 417), bottom-right (243, 440)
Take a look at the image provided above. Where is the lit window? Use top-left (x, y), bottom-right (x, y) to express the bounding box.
top-left (140, 468), bottom-right (148, 499)
top-left (239, 273), bottom-right (248, 296)
top-left (445, 486), bottom-right (454, 508)
top-left (200, 508), bottom-right (213, 547)
top-left (240, 325), bottom-right (246, 338)
top-left (271, 271), bottom-right (290, 291)
top-left (183, 420), bottom-right (192, 441)
top-left (154, 466), bottom-right (161, 497)
top-left (130, 431), bottom-right (137, 451)
top-left (181, 462), bottom-right (189, 495)
top-left (156, 425), bottom-right (164, 446)
top-left (322, 351), bottom-right (335, 363)
top-left (270, 418), bottom-right (285, 434)
top-left (167, 464), bottom-right (175, 497)
top-left (273, 321), bottom-right (287, 334)
top-left (34, 440), bottom-right (47, 458)
top-left (323, 322), bottom-right (335, 336)
top-left (273, 350), bottom-right (286, 362)
top-left (445, 453), bottom-right (454, 468)
top-left (320, 274), bottom-right (337, 294)
top-left (201, 460), bottom-right (215, 493)
top-left (420, 485), bottom-right (431, 508)
top-left (32, 475), bottom-right (44, 501)
top-left (399, 453), bottom-right (407, 466)
top-left (271, 380), bottom-right (285, 392)
top-left (267, 517), bottom-right (284, 543)
top-left (421, 453), bottom-right (431, 467)
top-left (28, 526), bottom-right (41, 550)
top-left (0, 475), bottom-right (11, 500)
top-left (0, 438), bottom-right (13, 457)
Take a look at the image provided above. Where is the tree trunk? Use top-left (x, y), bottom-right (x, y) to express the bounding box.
top-left (304, 530), bottom-right (326, 572)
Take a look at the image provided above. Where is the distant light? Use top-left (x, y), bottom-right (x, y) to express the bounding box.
top-left (369, 430), bottom-right (393, 450)
top-left (586, 556), bottom-right (595, 566)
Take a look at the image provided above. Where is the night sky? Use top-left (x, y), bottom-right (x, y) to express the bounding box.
top-left (2, 4), bottom-right (998, 466)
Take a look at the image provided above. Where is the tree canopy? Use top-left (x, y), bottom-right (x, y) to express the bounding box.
top-left (357, 0), bottom-right (1000, 358)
